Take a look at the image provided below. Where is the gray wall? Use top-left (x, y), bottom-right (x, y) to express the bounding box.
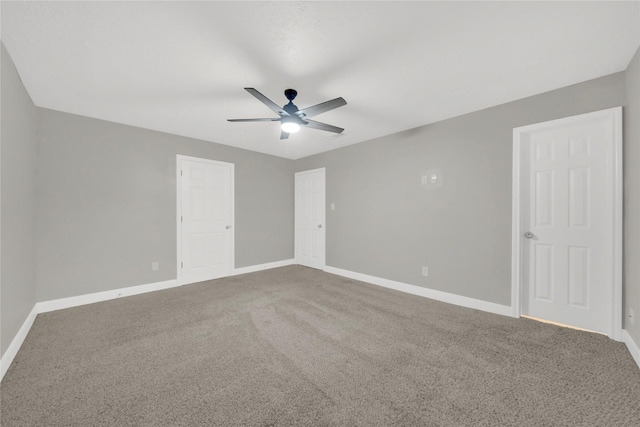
top-left (36, 109), bottom-right (294, 301)
top-left (1, 43), bottom-right (38, 356)
top-left (624, 46), bottom-right (640, 347)
top-left (295, 73), bottom-right (626, 306)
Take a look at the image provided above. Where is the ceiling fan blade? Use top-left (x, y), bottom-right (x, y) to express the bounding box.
top-left (303, 119), bottom-right (344, 134)
top-left (280, 131), bottom-right (290, 140)
top-left (244, 88), bottom-right (288, 116)
top-left (227, 118), bottom-right (281, 122)
top-left (297, 97), bottom-right (346, 119)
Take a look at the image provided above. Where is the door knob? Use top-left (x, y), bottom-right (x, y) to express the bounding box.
top-left (524, 231), bottom-right (534, 239)
top-left (225, 225), bottom-right (231, 230)
top-left (318, 224), bottom-right (323, 229)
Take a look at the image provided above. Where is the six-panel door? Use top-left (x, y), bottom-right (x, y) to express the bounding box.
top-left (522, 115), bottom-right (614, 334)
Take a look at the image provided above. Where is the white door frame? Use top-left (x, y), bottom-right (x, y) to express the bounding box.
top-left (176, 155), bottom-right (235, 285)
top-left (295, 167), bottom-right (326, 269)
top-left (511, 107), bottom-right (623, 341)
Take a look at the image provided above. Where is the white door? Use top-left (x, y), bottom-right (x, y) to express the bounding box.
top-left (295, 168), bottom-right (326, 269)
top-left (178, 156), bottom-right (234, 285)
top-left (512, 107), bottom-right (622, 338)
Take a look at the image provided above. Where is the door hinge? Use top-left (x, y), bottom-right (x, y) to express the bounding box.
top-left (181, 170), bottom-right (183, 176)
top-left (181, 262), bottom-right (183, 268)
top-left (181, 216), bottom-right (183, 222)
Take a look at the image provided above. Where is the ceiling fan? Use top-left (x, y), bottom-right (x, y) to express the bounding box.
top-left (228, 88), bottom-right (347, 139)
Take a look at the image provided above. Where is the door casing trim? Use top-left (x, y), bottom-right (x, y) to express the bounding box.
top-left (510, 106), bottom-right (623, 341)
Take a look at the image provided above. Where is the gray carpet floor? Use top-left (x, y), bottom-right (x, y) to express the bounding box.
top-left (1, 265), bottom-right (639, 426)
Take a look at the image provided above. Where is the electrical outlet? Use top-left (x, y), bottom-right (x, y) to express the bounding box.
top-left (422, 266), bottom-right (429, 276)
top-left (630, 308), bottom-right (635, 325)
top-left (152, 262), bottom-right (159, 271)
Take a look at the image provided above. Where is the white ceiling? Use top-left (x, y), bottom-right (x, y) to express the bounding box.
top-left (2, 1), bottom-right (639, 160)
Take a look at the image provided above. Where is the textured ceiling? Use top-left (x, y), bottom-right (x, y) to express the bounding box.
top-left (2, 1), bottom-right (639, 159)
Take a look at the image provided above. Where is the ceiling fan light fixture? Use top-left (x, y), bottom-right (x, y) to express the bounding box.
top-left (281, 120), bottom-right (300, 133)
top-left (228, 88), bottom-right (346, 140)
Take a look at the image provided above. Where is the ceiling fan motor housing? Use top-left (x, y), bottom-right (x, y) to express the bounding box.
top-left (284, 102), bottom-right (300, 115)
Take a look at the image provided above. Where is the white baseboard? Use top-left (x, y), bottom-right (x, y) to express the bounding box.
top-left (233, 259), bottom-right (295, 276)
top-left (37, 279), bottom-right (179, 314)
top-left (34, 260), bottom-right (295, 317)
top-left (37, 260), bottom-right (295, 315)
top-left (621, 330), bottom-right (640, 370)
top-left (324, 266), bottom-right (513, 317)
top-left (1, 305), bottom-right (38, 382)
